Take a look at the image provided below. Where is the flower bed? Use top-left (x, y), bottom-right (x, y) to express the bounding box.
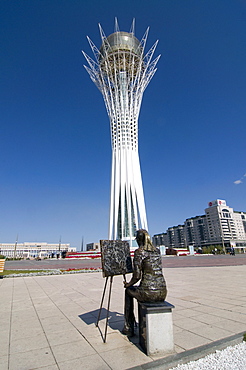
top-left (2, 267), bottom-right (102, 278)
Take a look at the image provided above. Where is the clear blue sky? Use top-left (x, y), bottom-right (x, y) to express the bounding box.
top-left (1, 0), bottom-right (246, 249)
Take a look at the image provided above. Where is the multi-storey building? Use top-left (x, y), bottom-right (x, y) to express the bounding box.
top-left (166, 225), bottom-right (186, 248)
top-left (152, 233), bottom-right (168, 247)
top-left (205, 200), bottom-right (246, 251)
top-left (153, 199), bottom-right (246, 253)
top-left (184, 215), bottom-right (208, 247)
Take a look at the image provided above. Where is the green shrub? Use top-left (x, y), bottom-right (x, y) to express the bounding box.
top-left (202, 245), bottom-right (224, 254)
top-left (243, 333), bottom-right (246, 342)
top-left (0, 254), bottom-right (5, 259)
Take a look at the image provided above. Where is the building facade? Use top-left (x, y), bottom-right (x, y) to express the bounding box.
top-left (86, 242), bottom-right (100, 251)
top-left (83, 20), bottom-right (159, 247)
top-left (205, 200), bottom-right (246, 251)
top-left (153, 199), bottom-right (246, 253)
top-left (166, 225), bottom-right (186, 248)
top-left (184, 215), bottom-right (209, 248)
top-left (152, 232), bottom-right (168, 247)
top-left (0, 242), bottom-right (75, 259)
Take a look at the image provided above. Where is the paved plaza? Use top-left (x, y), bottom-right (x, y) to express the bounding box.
top-left (1, 263), bottom-right (246, 369)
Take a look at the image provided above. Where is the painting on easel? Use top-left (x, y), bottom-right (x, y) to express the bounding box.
top-left (100, 240), bottom-right (133, 277)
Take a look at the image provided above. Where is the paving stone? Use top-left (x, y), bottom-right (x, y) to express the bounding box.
top-left (0, 355), bottom-right (8, 370)
top-left (45, 328), bottom-right (84, 346)
top-left (9, 347), bottom-right (56, 370)
top-left (58, 353), bottom-right (111, 370)
top-left (10, 333), bottom-right (49, 354)
top-left (51, 338), bottom-right (96, 363)
top-left (100, 343), bottom-right (152, 369)
top-left (174, 330), bottom-right (212, 350)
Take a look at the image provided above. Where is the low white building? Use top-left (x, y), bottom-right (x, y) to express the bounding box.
top-left (86, 243), bottom-right (100, 251)
top-left (0, 242), bottom-right (76, 259)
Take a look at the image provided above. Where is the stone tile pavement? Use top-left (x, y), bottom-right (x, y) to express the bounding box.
top-left (0, 265), bottom-right (246, 370)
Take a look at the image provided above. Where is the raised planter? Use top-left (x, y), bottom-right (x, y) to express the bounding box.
top-left (0, 256), bottom-right (5, 273)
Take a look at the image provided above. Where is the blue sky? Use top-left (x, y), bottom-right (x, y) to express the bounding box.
top-left (1, 0), bottom-right (246, 249)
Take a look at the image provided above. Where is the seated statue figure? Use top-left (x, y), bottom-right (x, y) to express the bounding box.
top-left (122, 229), bottom-right (167, 336)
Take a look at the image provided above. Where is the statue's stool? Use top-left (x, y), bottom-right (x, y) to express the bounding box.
top-left (138, 301), bottom-right (175, 356)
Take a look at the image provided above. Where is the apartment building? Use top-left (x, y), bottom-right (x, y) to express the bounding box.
top-left (153, 199), bottom-right (246, 252)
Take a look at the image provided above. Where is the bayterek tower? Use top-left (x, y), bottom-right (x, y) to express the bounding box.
top-left (83, 19), bottom-right (160, 247)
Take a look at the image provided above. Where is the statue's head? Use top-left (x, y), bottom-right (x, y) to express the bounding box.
top-left (136, 229), bottom-right (156, 251)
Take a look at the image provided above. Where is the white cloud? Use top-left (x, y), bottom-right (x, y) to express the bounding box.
top-left (234, 172), bottom-right (246, 184)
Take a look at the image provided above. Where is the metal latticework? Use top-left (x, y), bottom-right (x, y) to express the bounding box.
top-left (83, 19), bottom-right (160, 247)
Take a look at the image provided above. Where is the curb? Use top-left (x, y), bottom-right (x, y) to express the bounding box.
top-left (128, 331), bottom-right (245, 370)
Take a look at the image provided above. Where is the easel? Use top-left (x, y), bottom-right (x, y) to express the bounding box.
top-left (96, 274), bottom-right (126, 343)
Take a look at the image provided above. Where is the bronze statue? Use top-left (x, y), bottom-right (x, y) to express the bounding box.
top-left (122, 229), bottom-right (167, 336)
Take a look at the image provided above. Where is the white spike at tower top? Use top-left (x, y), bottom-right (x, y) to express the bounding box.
top-left (82, 19), bottom-right (160, 248)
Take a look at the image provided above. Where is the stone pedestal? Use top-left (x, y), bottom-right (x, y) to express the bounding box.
top-left (138, 301), bottom-right (175, 356)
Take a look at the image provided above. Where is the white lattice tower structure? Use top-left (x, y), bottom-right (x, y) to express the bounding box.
top-left (83, 19), bottom-right (160, 247)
